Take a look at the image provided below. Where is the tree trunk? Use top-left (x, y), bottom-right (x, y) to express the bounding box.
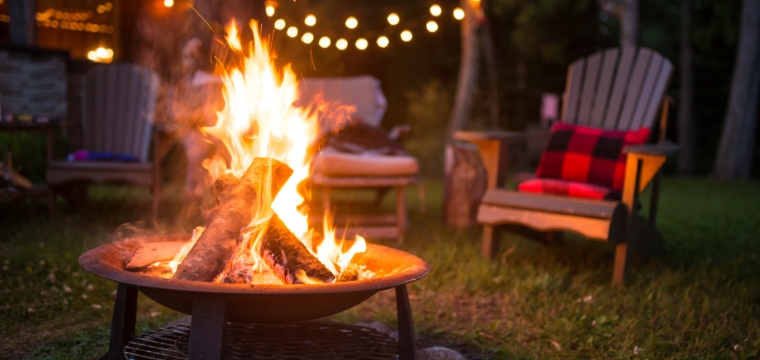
top-left (447, 0), bottom-right (482, 138)
top-left (598, 0), bottom-right (639, 47)
top-left (481, 0), bottom-right (501, 130)
top-left (443, 143), bottom-right (488, 229)
top-left (8, 0), bottom-right (36, 46)
top-left (714, 0), bottom-right (760, 179)
top-left (678, 0), bottom-right (695, 175)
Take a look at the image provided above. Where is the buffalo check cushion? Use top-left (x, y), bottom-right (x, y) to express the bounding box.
top-left (524, 123), bottom-right (650, 198)
top-left (518, 178), bottom-right (622, 200)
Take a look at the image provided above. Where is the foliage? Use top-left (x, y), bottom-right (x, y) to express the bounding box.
top-left (2, 178), bottom-right (760, 358)
top-left (402, 81), bottom-right (452, 177)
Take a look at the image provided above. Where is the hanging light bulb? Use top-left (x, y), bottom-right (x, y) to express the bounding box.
top-left (164, 0), bottom-right (174, 7)
top-left (265, 5), bottom-right (275, 17)
top-left (453, 7), bottom-right (465, 20)
top-left (426, 20), bottom-right (438, 32)
top-left (430, 4), bottom-right (442, 16)
top-left (387, 13), bottom-right (399, 25)
top-left (336, 38), bottom-right (348, 50)
top-left (302, 32), bottom-right (314, 44)
top-left (377, 36), bottom-right (389, 48)
top-left (356, 38), bottom-right (368, 50)
top-left (286, 26), bottom-right (298, 38)
top-left (274, 19), bottom-right (286, 30)
top-left (304, 14), bottom-right (316, 26)
top-left (400, 30), bottom-right (412, 42)
top-left (318, 36), bottom-right (331, 48)
top-left (345, 16), bottom-right (358, 29)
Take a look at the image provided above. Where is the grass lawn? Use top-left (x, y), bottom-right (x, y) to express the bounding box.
top-left (1, 177), bottom-right (759, 359)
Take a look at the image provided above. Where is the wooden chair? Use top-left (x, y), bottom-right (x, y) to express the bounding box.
top-left (300, 76), bottom-right (420, 244)
top-left (456, 47), bottom-right (678, 285)
top-left (47, 63), bottom-right (160, 218)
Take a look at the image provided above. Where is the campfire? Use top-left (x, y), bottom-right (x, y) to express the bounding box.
top-left (127, 20), bottom-right (371, 286)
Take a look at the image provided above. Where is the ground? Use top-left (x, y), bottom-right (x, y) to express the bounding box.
top-left (1, 178), bottom-right (759, 359)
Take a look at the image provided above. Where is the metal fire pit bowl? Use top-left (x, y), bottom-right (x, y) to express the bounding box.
top-left (79, 234), bottom-right (429, 324)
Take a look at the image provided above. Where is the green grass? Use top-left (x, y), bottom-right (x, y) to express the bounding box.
top-left (1, 178), bottom-right (760, 359)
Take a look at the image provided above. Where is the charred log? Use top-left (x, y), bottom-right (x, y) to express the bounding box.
top-left (172, 158), bottom-right (293, 282)
top-left (259, 214), bottom-right (335, 284)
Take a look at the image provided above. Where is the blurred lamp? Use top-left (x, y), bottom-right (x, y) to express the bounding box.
top-left (453, 7), bottom-right (465, 20)
top-left (274, 19), bottom-right (286, 30)
top-left (336, 38), bottom-right (348, 50)
top-left (286, 26), bottom-right (298, 38)
top-left (164, 0), bottom-right (174, 7)
top-left (265, 5), bottom-right (275, 17)
top-left (318, 36), bottom-right (331, 48)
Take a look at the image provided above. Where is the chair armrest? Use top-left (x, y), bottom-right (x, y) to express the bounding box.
top-left (623, 141), bottom-right (681, 157)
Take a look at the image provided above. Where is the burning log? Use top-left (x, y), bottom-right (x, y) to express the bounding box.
top-left (259, 214), bottom-right (335, 284)
top-left (173, 158), bottom-right (293, 282)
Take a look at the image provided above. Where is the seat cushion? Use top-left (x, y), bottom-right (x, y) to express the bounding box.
top-left (536, 122), bottom-right (650, 191)
top-left (518, 178), bottom-right (621, 200)
top-left (312, 149), bottom-right (419, 177)
top-left (47, 161), bottom-right (153, 186)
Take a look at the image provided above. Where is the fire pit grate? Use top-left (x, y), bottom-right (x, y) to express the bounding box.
top-left (124, 320), bottom-right (399, 360)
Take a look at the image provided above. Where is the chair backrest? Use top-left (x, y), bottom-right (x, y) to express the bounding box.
top-left (561, 47), bottom-right (673, 132)
top-left (81, 63), bottom-right (159, 162)
top-left (297, 76), bottom-right (388, 128)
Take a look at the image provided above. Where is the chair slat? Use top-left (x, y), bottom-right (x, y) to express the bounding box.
top-left (602, 47), bottom-right (637, 129)
top-left (616, 49), bottom-right (653, 131)
top-left (629, 54), bottom-right (664, 130)
top-left (639, 56), bottom-right (673, 130)
top-left (115, 64), bottom-right (132, 156)
top-left (562, 58), bottom-right (586, 124)
top-left (122, 68), bottom-right (141, 158)
top-left (589, 48), bottom-right (620, 128)
top-left (576, 52), bottom-right (603, 125)
top-left (138, 71), bottom-right (159, 162)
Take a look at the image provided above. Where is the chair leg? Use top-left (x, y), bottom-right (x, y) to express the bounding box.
top-left (612, 243), bottom-right (628, 286)
top-left (396, 186), bottom-right (406, 245)
top-left (482, 225), bottom-right (500, 259)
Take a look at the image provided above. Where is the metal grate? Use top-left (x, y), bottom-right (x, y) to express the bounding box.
top-left (124, 320), bottom-right (399, 360)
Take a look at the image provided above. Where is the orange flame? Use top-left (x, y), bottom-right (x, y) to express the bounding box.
top-left (198, 20), bottom-right (365, 283)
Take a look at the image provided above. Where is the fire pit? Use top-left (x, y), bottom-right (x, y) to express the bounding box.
top-left (80, 234), bottom-right (428, 359)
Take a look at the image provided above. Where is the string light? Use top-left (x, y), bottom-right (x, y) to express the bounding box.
top-left (274, 19), bottom-right (286, 30)
top-left (286, 26), bottom-right (298, 38)
top-left (87, 47), bottom-right (113, 63)
top-left (453, 7), bottom-right (465, 20)
top-left (164, 0), bottom-right (174, 7)
top-left (430, 4), bottom-right (442, 16)
top-left (426, 20), bottom-right (438, 32)
top-left (356, 38), bottom-right (368, 50)
top-left (387, 13), bottom-right (399, 25)
top-left (304, 14), bottom-right (316, 26)
top-left (345, 16), bottom-right (358, 29)
top-left (377, 36), bottom-right (389, 48)
top-left (400, 30), bottom-right (412, 42)
top-left (266, 5), bottom-right (275, 17)
top-left (336, 38), bottom-right (348, 50)
top-left (301, 32), bottom-right (314, 44)
top-left (318, 36), bottom-right (331, 48)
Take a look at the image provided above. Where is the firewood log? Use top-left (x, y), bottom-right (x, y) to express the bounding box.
top-left (172, 158), bottom-right (293, 282)
top-left (259, 214), bottom-right (335, 284)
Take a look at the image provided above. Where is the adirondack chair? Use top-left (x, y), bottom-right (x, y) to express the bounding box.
top-left (300, 76), bottom-right (420, 244)
top-left (455, 47), bottom-right (679, 285)
top-left (47, 63), bottom-right (160, 217)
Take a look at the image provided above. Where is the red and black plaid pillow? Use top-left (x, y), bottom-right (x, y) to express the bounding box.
top-left (534, 123), bottom-right (650, 191)
top-left (518, 178), bottom-right (621, 200)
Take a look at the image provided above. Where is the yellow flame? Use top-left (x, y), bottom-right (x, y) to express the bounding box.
top-left (169, 226), bottom-right (205, 273)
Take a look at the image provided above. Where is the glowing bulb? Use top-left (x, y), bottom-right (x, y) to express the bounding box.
top-left (453, 7), bottom-right (465, 20)
top-left (87, 51), bottom-right (97, 61)
top-left (430, 4), bottom-right (442, 16)
top-left (355, 38), bottom-right (368, 50)
top-left (426, 20), bottom-right (438, 32)
top-left (164, 0), bottom-right (174, 7)
top-left (304, 14), bottom-right (316, 26)
top-left (387, 13), bottom-right (399, 25)
top-left (301, 32), bottom-right (314, 44)
top-left (274, 19), bottom-right (286, 30)
top-left (318, 36), bottom-right (331, 48)
top-left (286, 26), bottom-right (298, 38)
top-left (336, 38), bottom-right (348, 50)
top-left (345, 16), bottom-right (358, 29)
top-left (96, 47), bottom-right (109, 57)
top-left (400, 30), bottom-right (412, 42)
top-left (265, 5), bottom-right (275, 17)
top-left (377, 36), bottom-right (389, 48)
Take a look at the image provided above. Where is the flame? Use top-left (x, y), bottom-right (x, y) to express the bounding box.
top-left (169, 226), bottom-right (205, 273)
top-left (197, 20), bottom-right (365, 283)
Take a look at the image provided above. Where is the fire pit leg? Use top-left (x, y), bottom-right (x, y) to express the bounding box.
top-left (188, 297), bottom-right (228, 360)
top-left (100, 283), bottom-right (138, 360)
top-left (395, 284), bottom-right (417, 360)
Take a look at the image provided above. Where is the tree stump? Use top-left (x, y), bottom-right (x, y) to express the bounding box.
top-left (443, 142), bottom-right (488, 229)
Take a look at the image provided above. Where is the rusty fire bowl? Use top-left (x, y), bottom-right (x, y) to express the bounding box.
top-left (79, 235), bottom-right (429, 324)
